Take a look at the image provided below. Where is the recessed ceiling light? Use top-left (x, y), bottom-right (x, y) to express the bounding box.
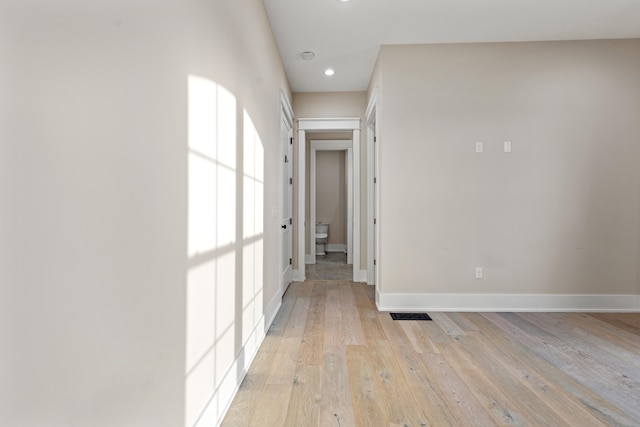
top-left (337, 0), bottom-right (351, 2)
top-left (300, 51), bottom-right (315, 61)
top-left (324, 68), bottom-right (335, 77)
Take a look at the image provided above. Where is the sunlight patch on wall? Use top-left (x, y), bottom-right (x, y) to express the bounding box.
top-left (242, 110), bottom-right (264, 345)
top-left (187, 77), bottom-right (237, 258)
top-left (187, 76), bottom-right (217, 257)
top-left (186, 76), bottom-right (238, 427)
top-left (214, 251), bottom-right (235, 389)
top-left (185, 259), bottom-right (216, 426)
top-left (185, 77), bottom-right (266, 427)
top-left (243, 112), bottom-right (264, 239)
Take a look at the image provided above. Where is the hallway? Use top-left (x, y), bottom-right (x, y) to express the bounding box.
top-left (221, 282), bottom-right (640, 426)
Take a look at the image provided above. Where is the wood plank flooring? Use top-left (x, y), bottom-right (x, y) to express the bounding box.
top-left (221, 282), bottom-right (640, 427)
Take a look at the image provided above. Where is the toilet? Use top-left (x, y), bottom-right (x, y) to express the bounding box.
top-left (315, 222), bottom-right (329, 256)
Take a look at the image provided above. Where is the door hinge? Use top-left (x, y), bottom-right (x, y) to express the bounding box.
top-left (290, 137), bottom-right (293, 145)
top-left (374, 177), bottom-right (377, 184)
top-left (374, 218), bottom-right (377, 225)
top-left (374, 259), bottom-right (377, 266)
top-left (374, 136), bottom-right (377, 142)
top-left (289, 258), bottom-right (292, 265)
top-left (289, 218), bottom-right (292, 225)
top-left (289, 177), bottom-right (293, 185)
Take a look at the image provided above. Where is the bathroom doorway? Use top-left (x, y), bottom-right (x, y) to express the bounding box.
top-left (307, 140), bottom-right (353, 280)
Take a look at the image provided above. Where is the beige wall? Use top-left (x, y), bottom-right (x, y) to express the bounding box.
top-left (294, 91), bottom-right (369, 118)
top-left (292, 92), bottom-right (368, 268)
top-left (0, 0), bottom-right (290, 425)
top-left (316, 151), bottom-right (347, 246)
top-left (374, 39), bottom-right (640, 297)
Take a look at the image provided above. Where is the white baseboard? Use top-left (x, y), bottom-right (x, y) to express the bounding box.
top-left (325, 244), bottom-right (347, 253)
top-left (376, 293), bottom-right (640, 312)
top-left (264, 290), bottom-right (284, 328)
top-left (196, 292), bottom-right (282, 427)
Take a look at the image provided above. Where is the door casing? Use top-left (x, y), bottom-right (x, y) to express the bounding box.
top-left (365, 89), bottom-right (379, 289)
top-left (279, 91), bottom-right (294, 296)
top-left (295, 117), bottom-right (362, 282)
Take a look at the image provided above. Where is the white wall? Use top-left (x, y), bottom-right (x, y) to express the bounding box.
top-left (0, 0), bottom-right (290, 425)
top-left (373, 40), bottom-right (640, 310)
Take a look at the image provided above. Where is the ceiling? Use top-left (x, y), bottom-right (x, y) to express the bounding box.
top-left (262, 0), bottom-right (640, 93)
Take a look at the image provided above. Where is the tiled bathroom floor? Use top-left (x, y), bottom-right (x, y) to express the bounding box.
top-left (316, 252), bottom-right (347, 265)
top-left (305, 252), bottom-right (352, 280)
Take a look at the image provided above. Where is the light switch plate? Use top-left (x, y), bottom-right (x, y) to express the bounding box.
top-left (504, 141), bottom-right (512, 153)
top-left (475, 142), bottom-right (483, 153)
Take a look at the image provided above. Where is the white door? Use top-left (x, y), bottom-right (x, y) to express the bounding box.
top-left (280, 115), bottom-right (293, 293)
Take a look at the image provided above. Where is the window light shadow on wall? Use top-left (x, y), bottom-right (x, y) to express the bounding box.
top-left (185, 76), bottom-right (264, 426)
top-left (241, 110), bottom-right (264, 353)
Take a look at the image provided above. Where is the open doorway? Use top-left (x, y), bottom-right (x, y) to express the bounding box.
top-left (307, 140), bottom-right (353, 280)
top-left (294, 117), bottom-right (362, 283)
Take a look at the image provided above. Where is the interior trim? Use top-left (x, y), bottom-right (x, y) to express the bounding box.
top-left (377, 293), bottom-right (640, 312)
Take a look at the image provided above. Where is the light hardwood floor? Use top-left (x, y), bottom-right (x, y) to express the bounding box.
top-left (221, 282), bottom-right (640, 426)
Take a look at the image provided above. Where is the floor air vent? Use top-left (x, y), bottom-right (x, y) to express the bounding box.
top-left (390, 313), bottom-right (432, 321)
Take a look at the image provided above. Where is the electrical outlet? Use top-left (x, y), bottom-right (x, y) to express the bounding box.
top-left (475, 267), bottom-right (483, 279)
top-left (475, 141), bottom-right (483, 153)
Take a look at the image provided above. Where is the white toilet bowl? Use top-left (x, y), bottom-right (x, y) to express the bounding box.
top-left (315, 223), bottom-right (329, 256)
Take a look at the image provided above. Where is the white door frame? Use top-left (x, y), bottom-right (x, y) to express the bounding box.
top-left (365, 90), bottom-right (379, 288)
top-left (295, 117), bottom-right (361, 282)
top-left (279, 90), bottom-right (294, 296)
top-left (309, 140), bottom-right (353, 265)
